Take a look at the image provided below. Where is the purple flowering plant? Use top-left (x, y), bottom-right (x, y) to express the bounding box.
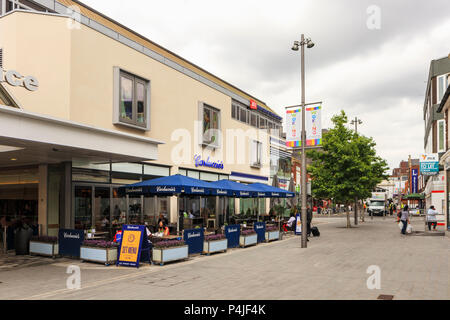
top-left (204, 234), bottom-right (226, 241)
top-left (82, 240), bottom-right (118, 248)
top-left (153, 239), bottom-right (185, 249)
top-left (241, 229), bottom-right (256, 236)
top-left (31, 236), bottom-right (58, 244)
top-left (266, 225), bottom-right (278, 232)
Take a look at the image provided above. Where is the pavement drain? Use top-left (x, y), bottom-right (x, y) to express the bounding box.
top-left (377, 294), bottom-right (394, 300)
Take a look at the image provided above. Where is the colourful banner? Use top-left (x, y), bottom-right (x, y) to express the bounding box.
top-left (286, 105), bottom-right (322, 147)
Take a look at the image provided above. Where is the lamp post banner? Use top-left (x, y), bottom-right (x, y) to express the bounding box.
top-left (305, 105), bottom-right (322, 146)
top-left (286, 108), bottom-right (301, 147)
top-left (286, 105), bottom-right (322, 147)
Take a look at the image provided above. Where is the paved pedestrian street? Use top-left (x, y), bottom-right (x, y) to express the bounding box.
top-left (0, 216), bottom-right (448, 300)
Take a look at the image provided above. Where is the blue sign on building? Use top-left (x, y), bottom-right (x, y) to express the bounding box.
top-left (411, 169), bottom-right (418, 193)
top-left (254, 222), bottom-right (266, 243)
top-left (183, 228), bottom-right (204, 254)
top-left (225, 225), bottom-right (240, 248)
top-left (58, 229), bottom-right (84, 257)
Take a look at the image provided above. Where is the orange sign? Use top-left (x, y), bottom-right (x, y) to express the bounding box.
top-left (119, 230), bottom-right (141, 263)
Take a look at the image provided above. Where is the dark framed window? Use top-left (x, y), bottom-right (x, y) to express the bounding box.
top-left (201, 103), bottom-right (221, 148)
top-left (114, 68), bottom-right (150, 130)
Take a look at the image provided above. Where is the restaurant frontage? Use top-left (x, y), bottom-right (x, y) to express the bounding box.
top-left (0, 4), bottom-right (285, 252)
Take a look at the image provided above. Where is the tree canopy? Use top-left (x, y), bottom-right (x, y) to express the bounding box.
top-left (307, 110), bottom-right (388, 208)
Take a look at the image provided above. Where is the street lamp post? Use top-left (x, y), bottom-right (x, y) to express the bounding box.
top-left (351, 117), bottom-right (363, 225)
top-left (292, 34), bottom-right (314, 248)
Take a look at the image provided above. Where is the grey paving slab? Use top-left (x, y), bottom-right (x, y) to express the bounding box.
top-left (0, 216), bottom-right (448, 300)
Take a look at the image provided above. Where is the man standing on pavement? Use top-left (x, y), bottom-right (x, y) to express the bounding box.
top-left (426, 205), bottom-right (438, 231)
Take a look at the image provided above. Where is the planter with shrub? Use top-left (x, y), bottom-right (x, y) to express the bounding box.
top-left (80, 240), bottom-right (119, 266)
top-left (30, 236), bottom-right (58, 258)
top-left (203, 234), bottom-right (227, 255)
top-left (152, 240), bottom-right (188, 266)
top-left (265, 225), bottom-right (280, 242)
top-left (239, 229), bottom-right (257, 248)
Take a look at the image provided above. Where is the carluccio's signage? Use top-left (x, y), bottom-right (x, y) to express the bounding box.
top-left (0, 67), bottom-right (39, 91)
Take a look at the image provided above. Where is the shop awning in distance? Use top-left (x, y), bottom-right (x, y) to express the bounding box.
top-left (250, 183), bottom-right (296, 198)
top-left (121, 174), bottom-right (216, 196)
top-left (403, 193), bottom-right (425, 200)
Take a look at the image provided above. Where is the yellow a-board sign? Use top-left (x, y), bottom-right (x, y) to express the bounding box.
top-left (117, 225), bottom-right (149, 268)
top-left (119, 230), bottom-right (141, 262)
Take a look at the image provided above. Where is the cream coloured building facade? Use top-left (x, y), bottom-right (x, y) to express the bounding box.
top-left (0, 1), bottom-right (284, 238)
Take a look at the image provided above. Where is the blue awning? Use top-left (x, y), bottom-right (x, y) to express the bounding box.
top-left (208, 180), bottom-right (260, 198)
top-left (250, 183), bottom-right (295, 198)
top-left (121, 174), bottom-right (216, 196)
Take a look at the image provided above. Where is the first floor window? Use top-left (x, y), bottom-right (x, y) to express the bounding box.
top-left (202, 103), bottom-right (221, 148)
top-left (115, 68), bottom-right (150, 130)
top-left (250, 140), bottom-right (262, 167)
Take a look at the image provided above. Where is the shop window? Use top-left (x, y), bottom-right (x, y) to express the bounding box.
top-left (200, 103), bottom-right (221, 148)
top-left (114, 67), bottom-right (150, 130)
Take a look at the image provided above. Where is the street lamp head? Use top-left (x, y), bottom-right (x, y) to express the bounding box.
top-left (307, 41), bottom-right (315, 49)
top-left (291, 41), bottom-right (300, 51)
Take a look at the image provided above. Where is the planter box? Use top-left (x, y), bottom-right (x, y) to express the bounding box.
top-left (80, 246), bottom-right (117, 266)
top-left (265, 230), bottom-right (280, 242)
top-left (152, 245), bottom-right (189, 266)
top-left (30, 241), bottom-right (58, 258)
top-left (239, 234), bottom-right (257, 248)
top-left (203, 239), bottom-right (228, 255)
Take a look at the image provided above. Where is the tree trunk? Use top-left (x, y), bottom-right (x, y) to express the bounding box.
top-left (354, 198), bottom-right (358, 225)
top-left (361, 202), bottom-right (365, 222)
top-left (346, 205), bottom-right (351, 228)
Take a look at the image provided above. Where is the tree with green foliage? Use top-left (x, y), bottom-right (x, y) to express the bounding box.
top-left (307, 110), bottom-right (388, 227)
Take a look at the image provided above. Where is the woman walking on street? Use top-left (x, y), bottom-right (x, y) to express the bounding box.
top-left (400, 205), bottom-right (410, 235)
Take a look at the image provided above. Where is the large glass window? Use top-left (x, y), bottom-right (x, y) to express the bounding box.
top-left (94, 187), bottom-right (110, 233)
top-left (117, 70), bottom-right (149, 129)
top-left (74, 186), bottom-right (92, 230)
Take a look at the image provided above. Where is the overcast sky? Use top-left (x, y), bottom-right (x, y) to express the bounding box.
top-left (81, 0), bottom-right (450, 171)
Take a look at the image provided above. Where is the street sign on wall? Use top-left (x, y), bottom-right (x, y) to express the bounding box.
top-left (420, 153), bottom-right (439, 175)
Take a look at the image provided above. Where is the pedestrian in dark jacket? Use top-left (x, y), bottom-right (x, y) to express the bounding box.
top-left (306, 206), bottom-right (312, 239)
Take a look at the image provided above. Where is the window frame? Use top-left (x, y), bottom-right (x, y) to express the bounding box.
top-left (250, 139), bottom-right (262, 168)
top-left (437, 119), bottom-right (445, 153)
top-left (437, 74), bottom-right (449, 104)
top-left (113, 67), bottom-right (151, 131)
top-left (199, 102), bottom-right (221, 149)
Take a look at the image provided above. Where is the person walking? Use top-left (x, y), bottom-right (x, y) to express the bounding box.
top-left (400, 205), bottom-right (410, 235)
top-left (426, 205), bottom-right (438, 231)
top-left (306, 205), bottom-right (312, 241)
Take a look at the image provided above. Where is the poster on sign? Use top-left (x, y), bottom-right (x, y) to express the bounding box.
top-left (117, 225), bottom-right (149, 268)
top-left (295, 214), bottom-right (302, 235)
top-left (286, 105), bottom-right (322, 148)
